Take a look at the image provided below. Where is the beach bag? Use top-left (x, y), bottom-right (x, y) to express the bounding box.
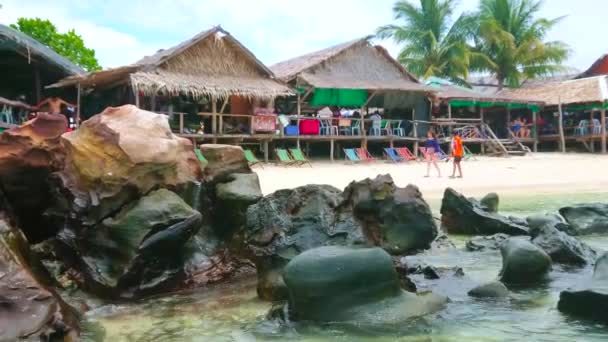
top-left (284, 125), bottom-right (299, 136)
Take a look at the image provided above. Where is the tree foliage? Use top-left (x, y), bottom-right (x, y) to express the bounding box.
top-left (10, 18), bottom-right (102, 71)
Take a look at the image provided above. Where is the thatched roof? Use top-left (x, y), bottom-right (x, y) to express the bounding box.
top-left (0, 24), bottom-right (84, 76)
top-left (270, 37), bottom-right (431, 93)
top-left (48, 26), bottom-right (292, 99)
top-left (499, 75), bottom-right (608, 107)
top-left (426, 77), bottom-right (542, 105)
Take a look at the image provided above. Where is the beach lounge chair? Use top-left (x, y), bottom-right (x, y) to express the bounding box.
top-left (355, 148), bottom-right (376, 162)
top-left (244, 149), bottom-right (263, 168)
top-left (195, 148), bottom-right (207, 168)
top-left (344, 148), bottom-right (360, 163)
top-left (395, 147), bottom-right (417, 161)
top-left (384, 148), bottom-right (404, 163)
top-left (463, 146), bottom-right (477, 161)
top-left (289, 148), bottom-right (312, 167)
top-left (275, 148), bottom-right (296, 166)
top-left (436, 147), bottom-right (449, 161)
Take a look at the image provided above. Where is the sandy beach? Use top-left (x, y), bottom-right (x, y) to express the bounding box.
top-left (255, 153), bottom-right (608, 200)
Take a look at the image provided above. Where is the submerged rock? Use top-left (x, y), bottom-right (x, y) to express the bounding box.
top-left (468, 281), bottom-right (509, 298)
top-left (499, 238), bottom-right (551, 285)
top-left (0, 113), bottom-right (67, 242)
top-left (558, 252), bottom-right (608, 323)
top-left (282, 246), bottom-right (447, 323)
top-left (480, 192), bottom-right (499, 213)
top-left (242, 185), bottom-right (367, 301)
top-left (531, 224), bottom-right (596, 265)
top-left (559, 204), bottom-right (608, 235)
top-left (344, 175), bottom-right (438, 255)
top-left (465, 233), bottom-right (511, 252)
top-left (440, 188), bottom-right (529, 236)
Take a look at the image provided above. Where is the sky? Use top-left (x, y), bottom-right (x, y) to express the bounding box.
top-left (0, 0), bottom-right (604, 72)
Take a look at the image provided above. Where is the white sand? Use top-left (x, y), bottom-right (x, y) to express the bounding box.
top-left (255, 153), bottom-right (608, 200)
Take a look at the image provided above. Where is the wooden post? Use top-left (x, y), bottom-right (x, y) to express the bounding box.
top-left (601, 109), bottom-right (606, 154)
top-left (219, 114), bottom-right (223, 136)
top-left (532, 111), bottom-right (538, 152)
top-left (296, 92), bottom-right (301, 149)
top-left (413, 115), bottom-right (419, 157)
top-left (263, 140), bottom-right (269, 163)
top-left (361, 106), bottom-right (367, 148)
top-left (179, 113), bottom-right (184, 134)
top-left (211, 96), bottom-right (217, 135)
top-left (134, 89), bottom-right (140, 108)
top-left (76, 83), bottom-right (81, 128)
top-left (150, 93), bottom-right (156, 111)
top-left (558, 99), bottom-right (566, 153)
top-left (480, 107), bottom-right (485, 154)
top-left (590, 110), bottom-right (596, 153)
top-left (447, 103), bottom-right (453, 136)
top-left (330, 139), bottom-right (334, 162)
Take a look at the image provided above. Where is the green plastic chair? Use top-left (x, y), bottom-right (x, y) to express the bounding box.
top-left (194, 148), bottom-right (207, 169)
top-left (289, 148), bottom-right (312, 167)
top-left (244, 149), bottom-right (263, 168)
top-left (276, 148), bottom-right (296, 165)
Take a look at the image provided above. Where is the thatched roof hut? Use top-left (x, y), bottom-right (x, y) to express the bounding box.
top-left (49, 26), bottom-right (292, 100)
top-left (270, 37), bottom-right (431, 94)
top-left (1, 24), bottom-right (84, 102)
top-left (499, 75), bottom-right (608, 109)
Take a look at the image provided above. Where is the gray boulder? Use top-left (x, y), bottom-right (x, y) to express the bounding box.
top-left (465, 233), bottom-right (510, 252)
top-left (344, 175), bottom-right (438, 255)
top-left (480, 192), bottom-right (499, 213)
top-left (531, 224), bottom-right (596, 265)
top-left (441, 188), bottom-right (529, 236)
top-left (558, 252), bottom-right (608, 323)
top-left (499, 238), bottom-right (552, 285)
top-left (283, 246), bottom-right (447, 324)
top-left (559, 204), bottom-right (608, 235)
top-left (526, 213), bottom-right (576, 237)
top-left (214, 173), bottom-right (263, 239)
top-left (468, 281), bottom-right (509, 298)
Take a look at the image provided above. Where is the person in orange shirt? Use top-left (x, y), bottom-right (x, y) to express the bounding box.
top-left (450, 131), bottom-right (464, 178)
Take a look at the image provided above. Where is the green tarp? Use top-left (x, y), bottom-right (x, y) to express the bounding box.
top-left (564, 102), bottom-right (608, 111)
top-left (449, 100), bottom-right (541, 112)
top-left (311, 88), bottom-right (368, 107)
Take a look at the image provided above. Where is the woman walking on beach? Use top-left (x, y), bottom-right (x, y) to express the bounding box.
top-left (424, 131), bottom-right (441, 177)
top-left (450, 131), bottom-right (464, 178)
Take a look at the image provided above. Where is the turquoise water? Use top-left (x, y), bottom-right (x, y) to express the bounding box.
top-left (82, 192), bottom-right (608, 341)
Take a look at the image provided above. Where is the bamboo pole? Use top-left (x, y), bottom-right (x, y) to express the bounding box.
top-left (558, 98), bottom-right (566, 153)
top-left (601, 109), bottom-right (606, 154)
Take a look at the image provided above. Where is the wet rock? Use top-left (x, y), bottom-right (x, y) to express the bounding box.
top-left (559, 204), bottom-right (608, 235)
top-left (0, 113), bottom-right (67, 242)
top-left (526, 213), bottom-right (575, 237)
top-left (214, 173), bottom-right (262, 240)
top-left (56, 189), bottom-right (201, 299)
top-left (465, 233), bottom-right (510, 251)
top-left (283, 246), bottom-right (447, 323)
top-left (55, 105), bottom-right (201, 226)
top-left (0, 216), bottom-right (77, 340)
top-left (344, 175), bottom-right (438, 255)
top-left (200, 144), bottom-right (251, 183)
top-left (532, 224), bottom-right (596, 265)
top-left (440, 188), bottom-right (529, 236)
top-left (499, 238), bottom-right (551, 285)
top-left (242, 185), bottom-right (367, 301)
top-left (468, 281), bottom-right (509, 298)
top-left (431, 233), bottom-right (456, 250)
top-left (558, 252), bottom-right (608, 323)
top-left (480, 192), bottom-right (499, 213)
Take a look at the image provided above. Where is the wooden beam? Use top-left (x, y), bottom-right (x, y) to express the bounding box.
top-left (363, 90), bottom-right (379, 107)
top-left (558, 98), bottom-right (566, 153)
top-left (602, 109), bottom-right (607, 154)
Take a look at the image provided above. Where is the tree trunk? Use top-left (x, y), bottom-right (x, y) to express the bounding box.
top-left (497, 76), bottom-right (505, 91)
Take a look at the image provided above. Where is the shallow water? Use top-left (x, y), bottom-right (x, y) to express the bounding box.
top-left (82, 192), bottom-right (608, 341)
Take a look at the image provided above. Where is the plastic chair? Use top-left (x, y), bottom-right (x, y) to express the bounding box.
top-left (391, 120), bottom-right (404, 136)
top-left (575, 120), bottom-right (589, 136)
top-left (384, 148), bottom-right (404, 163)
top-left (355, 148), bottom-right (375, 162)
top-left (244, 149), bottom-right (263, 168)
top-left (276, 148), bottom-right (296, 165)
top-left (395, 147), bottom-right (417, 161)
top-left (338, 118), bottom-right (352, 135)
top-left (289, 148), bottom-right (312, 167)
top-left (343, 148), bottom-right (360, 163)
top-left (351, 119), bottom-right (361, 136)
top-left (320, 119), bottom-right (338, 136)
top-left (369, 119), bottom-right (381, 136)
top-left (380, 120), bottom-right (392, 135)
top-left (592, 119), bottom-right (602, 135)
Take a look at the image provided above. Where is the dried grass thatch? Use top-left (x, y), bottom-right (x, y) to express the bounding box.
top-left (270, 37), bottom-right (430, 93)
top-left (0, 24), bottom-right (84, 76)
top-left (47, 26), bottom-right (292, 99)
top-left (499, 76), bottom-right (608, 107)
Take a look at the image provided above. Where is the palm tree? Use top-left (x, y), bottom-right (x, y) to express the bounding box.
top-left (472, 0), bottom-right (570, 90)
top-left (377, 0), bottom-right (476, 85)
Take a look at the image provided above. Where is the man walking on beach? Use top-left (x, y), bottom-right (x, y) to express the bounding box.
top-left (450, 131), bottom-right (463, 178)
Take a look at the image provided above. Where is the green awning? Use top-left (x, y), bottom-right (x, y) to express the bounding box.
top-left (311, 88), bottom-right (368, 107)
top-left (449, 100), bottom-right (540, 112)
top-left (564, 102), bottom-right (608, 111)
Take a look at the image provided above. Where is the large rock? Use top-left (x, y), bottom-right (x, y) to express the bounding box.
top-left (0, 215), bottom-right (77, 340)
top-left (558, 252), bottom-right (608, 322)
top-left (56, 105), bottom-right (201, 226)
top-left (468, 281), bottom-right (509, 298)
top-left (55, 189), bottom-right (201, 299)
top-left (241, 185), bottom-right (367, 301)
top-left (283, 246), bottom-right (447, 323)
top-left (531, 224), bottom-right (596, 265)
top-left (0, 113), bottom-right (67, 242)
top-left (440, 188), bottom-right (529, 236)
top-left (200, 144), bottom-right (251, 183)
top-left (213, 173), bottom-right (262, 239)
top-left (343, 175), bottom-right (438, 255)
top-left (559, 204), bottom-right (608, 235)
top-left (480, 192), bottom-right (499, 213)
top-left (499, 238), bottom-right (551, 285)
top-left (526, 213), bottom-right (575, 237)
top-left (465, 233), bottom-right (510, 252)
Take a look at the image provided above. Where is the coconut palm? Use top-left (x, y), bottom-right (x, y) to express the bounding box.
top-left (471, 0), bottom-right (570, 90)
top-left (377, 0), bottom-right (476, 85)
